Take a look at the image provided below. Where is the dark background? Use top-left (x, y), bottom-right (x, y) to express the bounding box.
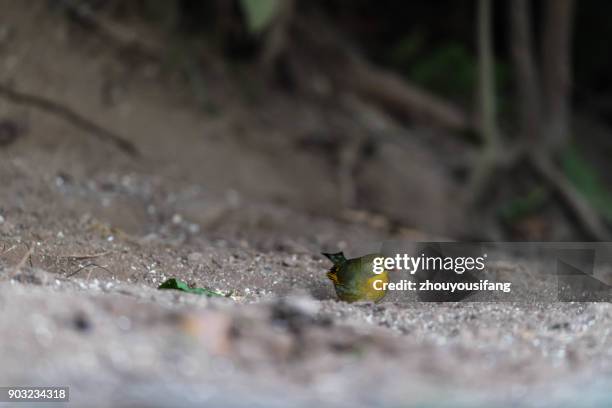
top-left (2, 0), bottom-right (612, 241)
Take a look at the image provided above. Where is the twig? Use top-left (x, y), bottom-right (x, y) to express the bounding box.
top-left (66, 262), bottom-right (112, 278)
top-left (0, 83), bottom-right (139, 157)
top-left (0, 245), bottom-right (17, 256)
top-left (61, 251), bottom-right (110, 261)
top-left (1, 242), bottom-right (32, 259)
top-left (5, 245), bottom-right (34, 280)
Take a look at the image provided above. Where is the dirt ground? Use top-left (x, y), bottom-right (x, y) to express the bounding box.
top-left (1, 3), bottom-right (612, 407)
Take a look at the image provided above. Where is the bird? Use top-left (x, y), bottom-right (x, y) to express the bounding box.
top-left (322, 252), bottom-right (389, 303)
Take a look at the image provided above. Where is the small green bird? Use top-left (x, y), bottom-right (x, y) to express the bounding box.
top-left (323, 252), bottom-right (389, 303)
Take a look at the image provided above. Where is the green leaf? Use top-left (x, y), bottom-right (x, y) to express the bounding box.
top-left (239, 0), bottom-right (280, 34)
top-left (408, 43), bottom-right (477, 100)
top-left (562, 145), bottom-right (612, 223)
top-left (499, 187), bottom-right (549, 222)
top-left (158, 278), bottom-right (224, 297)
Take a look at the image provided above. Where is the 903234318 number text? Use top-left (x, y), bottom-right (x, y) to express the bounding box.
top-left (0, 387), bottom-right (69, 402)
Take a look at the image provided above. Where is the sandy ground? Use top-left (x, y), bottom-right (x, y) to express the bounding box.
top-left (1, 3), bottom-right (612, 407)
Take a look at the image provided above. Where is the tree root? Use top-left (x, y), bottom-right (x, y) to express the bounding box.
top-left (529, 153), bottom-right (610, 240)
top-left (0, 83), bottom-right (139, 157)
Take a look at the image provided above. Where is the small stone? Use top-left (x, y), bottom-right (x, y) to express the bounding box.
top-left (550, 322), bottom-right (570, 330)
top-left (282, 257), bottom-right (298, 267)
top-left (73, 313), bottom-right (92, 333)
